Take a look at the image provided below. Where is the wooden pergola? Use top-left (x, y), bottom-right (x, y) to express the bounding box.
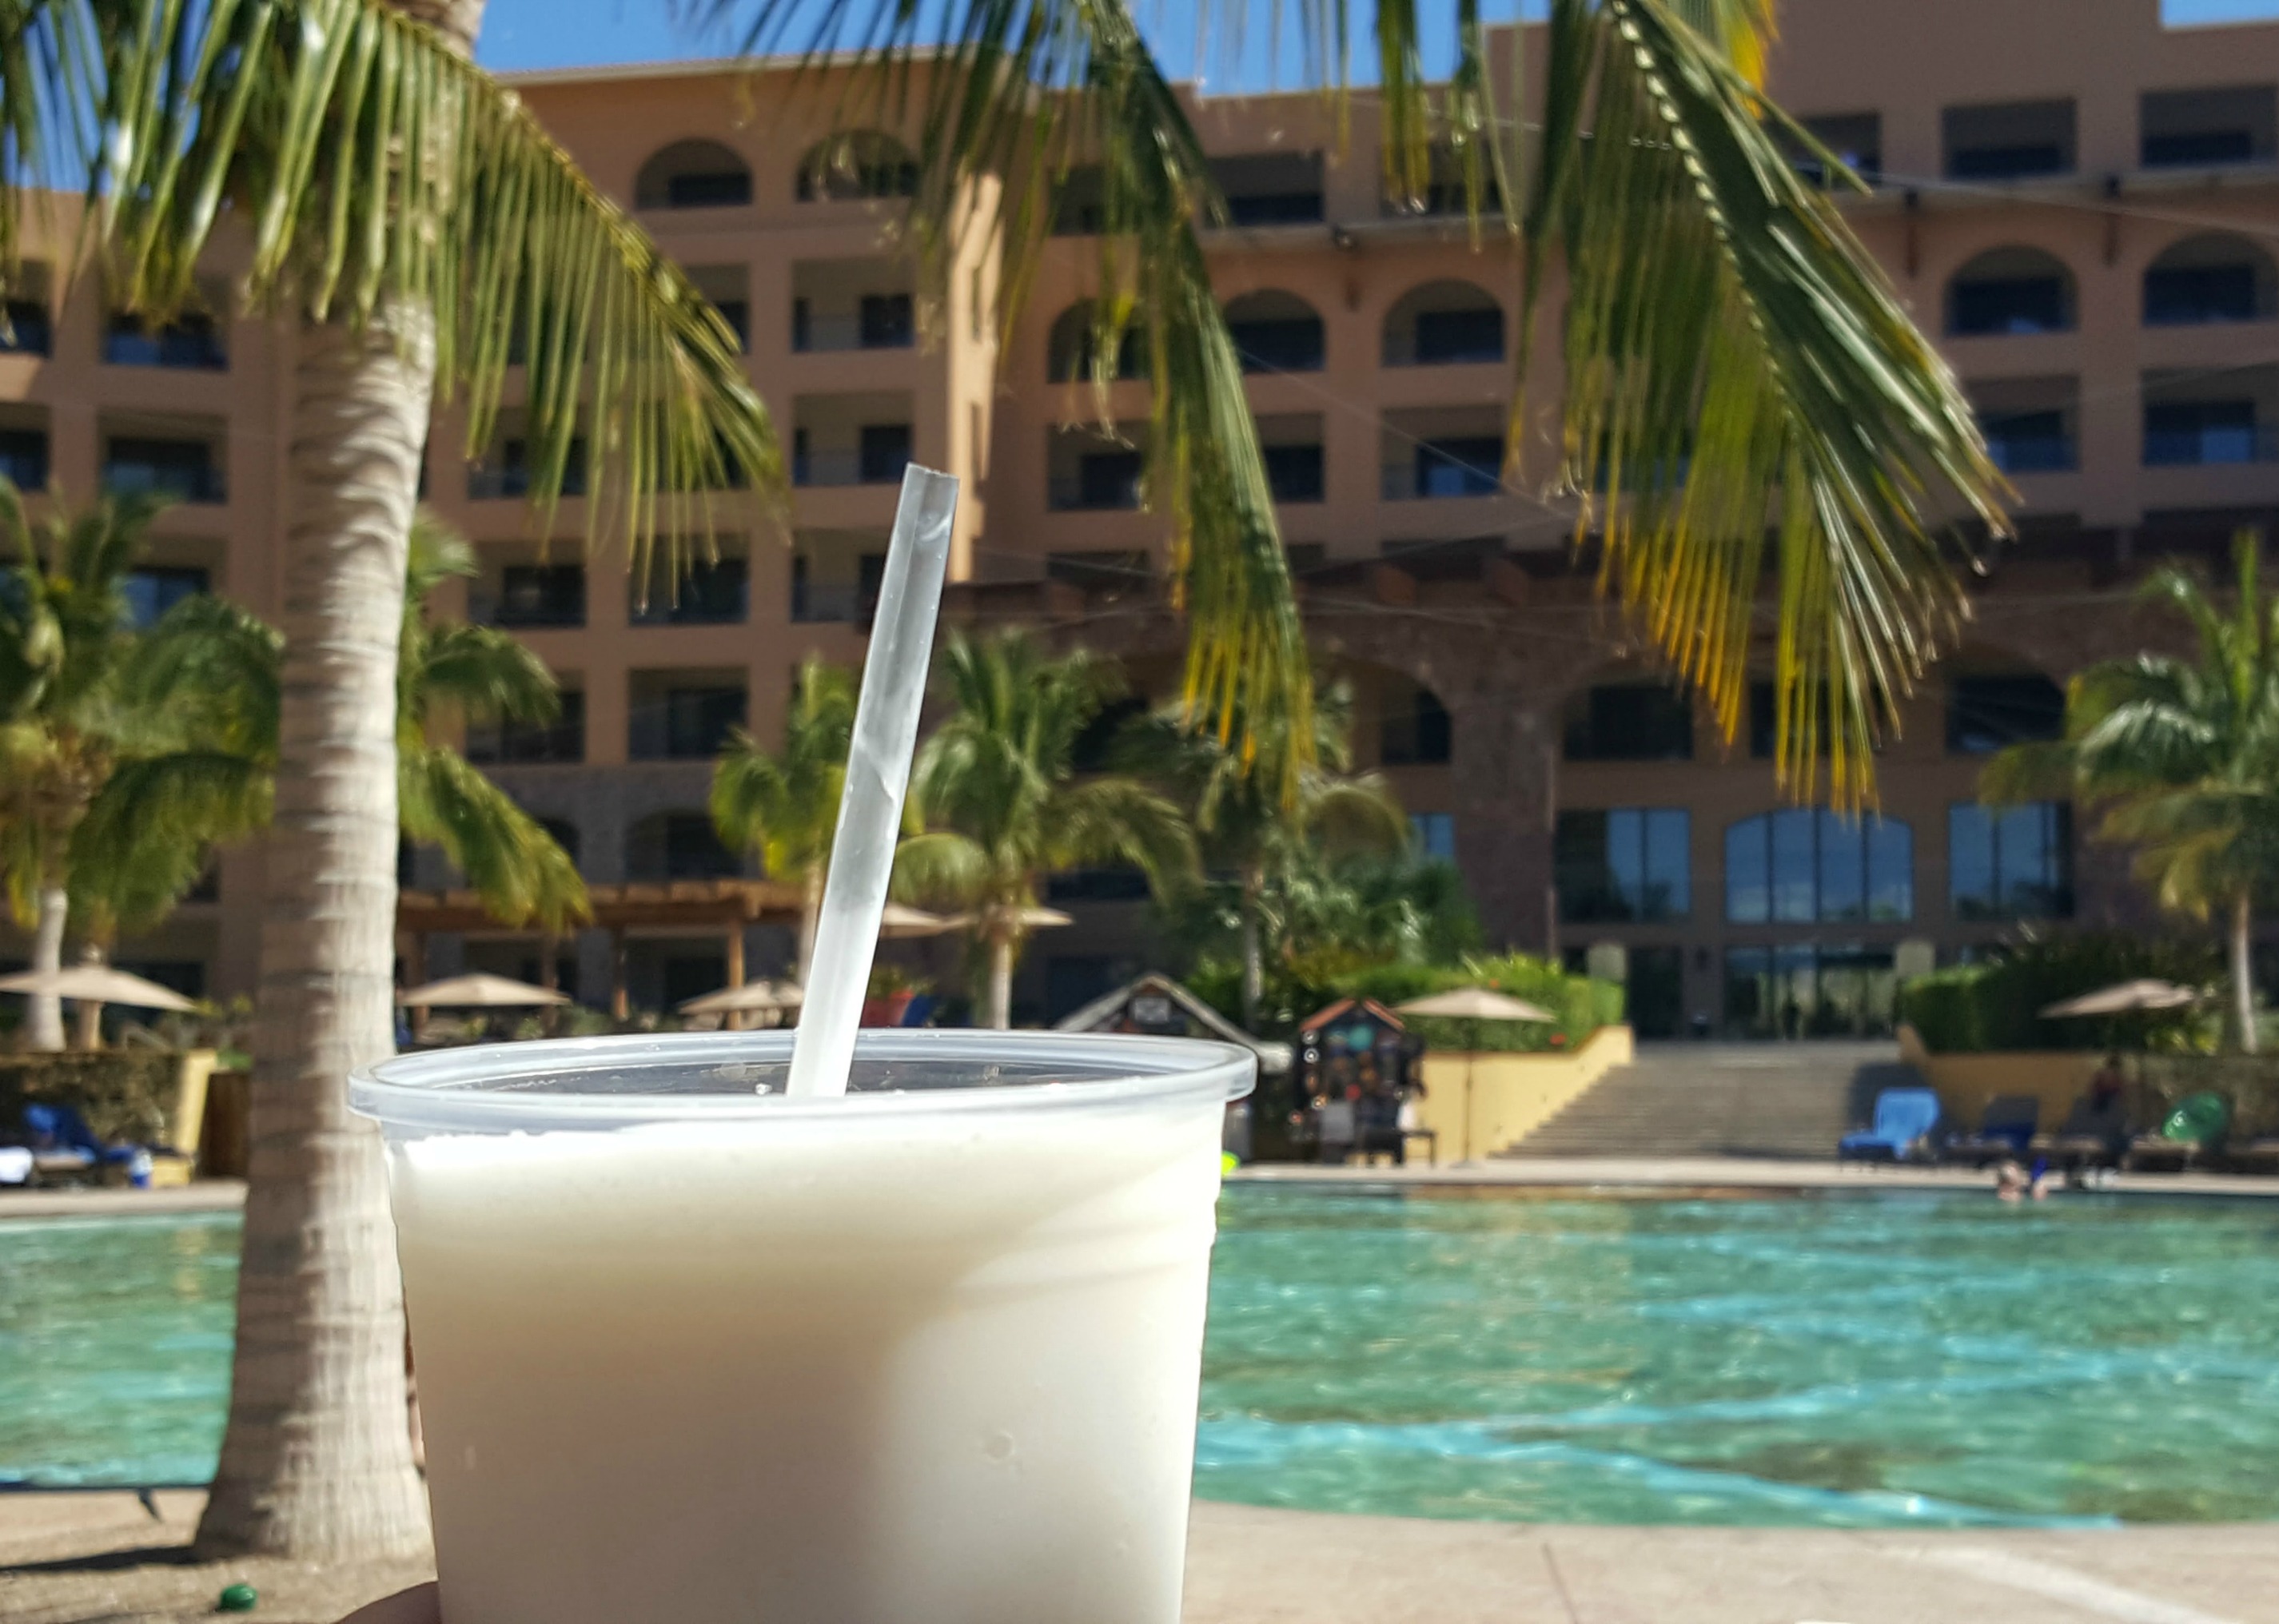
top-left (398, 878), bottom-right (809, 1019)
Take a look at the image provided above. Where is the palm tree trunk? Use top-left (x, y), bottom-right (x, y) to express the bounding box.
top-left (193, 304), bottom-right (436, 1562)
top-left (795, 868), bottom-right (823, 986)
top-left (2233, 891), bottom-right (2260, 1055)
top-left (25, 880), bottom-right (66, 1051)
top-left (1238, 863), bottom-right (1264, 1033)
top-left (985, 924), bottom-right (1015, 1030)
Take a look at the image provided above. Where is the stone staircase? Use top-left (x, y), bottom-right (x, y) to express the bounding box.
top-left (1497, 1041), bottom-right (1919, 1160)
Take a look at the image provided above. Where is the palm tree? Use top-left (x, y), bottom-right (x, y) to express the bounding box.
top-left (82, 514), bottom-right (589, 935)
top-left (0, 488), bottom-right (245, 1049)
top-left (1984, 532), bottom-right (2279, 1054)
top-left (707, 0), bottom-right (2005, 794)
top-left (896, 631), bottom-right (1196, 1026)
top-left (1122, 680), bottom-right (1408, 1029)
top-left (711, 658), bottom-right (857, 985)
top-left (6, 0), bottom-right (775, 1558)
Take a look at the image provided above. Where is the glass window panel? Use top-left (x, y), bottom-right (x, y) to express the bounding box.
top-left (1950, 804), bottom-right (1998, 919)
top-left (1724, 947), bottom-right (1771, 1035)
top-left (1643, 810), bottom-right (1691, 921)
top-left (1725, 817), bottom-right (1769, 924)
top-left (1606, 809), bottom-right (1645, 919)
top-left (1771, 808), bottom-right (1819, 922)
top-left (1997, 802), bottom-right (2073, 917)
top-left (1867, 819), bottom-right (1914, 921)
top-left (1556, 810), bottom-right (1615, 923)
top-left (1817, 811), bottom-right (1867, 921)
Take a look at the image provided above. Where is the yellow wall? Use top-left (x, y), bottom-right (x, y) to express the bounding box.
top-left (1411, 1026), bottom-right (1636, 1162)
top-left (1895, 1025), bottom-right (2101, 1131)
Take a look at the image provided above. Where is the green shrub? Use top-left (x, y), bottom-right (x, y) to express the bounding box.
top-left (1899, 931), bottom-right (2217, 1053)
top-left (1189, 952), bottom-right (1622, 1053)
top-left (0, 1050), bottom-right (183, 1146)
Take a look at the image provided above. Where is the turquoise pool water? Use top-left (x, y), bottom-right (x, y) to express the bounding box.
top-left (6, 1191), bottom-right (2279, 1526)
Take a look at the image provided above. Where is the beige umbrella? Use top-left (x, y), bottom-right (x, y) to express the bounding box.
top-left (677, 978), bottom-right (807, 1016)
top-left (943, 906), bottom-right (1074, 932)
top-left (1395, 987), bottom-right (1556, 1023)
top-left (399, 973), bottom-right (570, 1009)
top-left (0, 965), bottom-right (198, 1011)
top-left (879, 903), bottom-right (957, 938)
top-left (2040, 980), bottom-right (2201, 1018)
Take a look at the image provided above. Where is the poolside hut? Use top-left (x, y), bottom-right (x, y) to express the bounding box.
top-left (1296, 999), bottom-right (1423, 1163)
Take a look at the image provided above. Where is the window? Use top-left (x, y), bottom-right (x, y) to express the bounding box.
top-left (1724, 944), bottom-right (1899, 1039)
top-left (2145, 399), bottom-right (2265, 466)
top-left (1411, 812), bottom-right (1456, 862)
top-left (1381, 684), bottom-right (1452, 766)
top-left (1556, 808), bottom-right (1690, 922)
top-left (796, 133), bottom-right (918, 201)
top-left (859, 293), bottom-right (914, 349)
top-left (1385, 282), bottom-right (1504, 366)
top-left (105, 437), bottom-right (223, 503)
top-left (625, 810), bottom-right (739, 881)
top-left (1264, 443), bottom-right (1325, 504)
top-left (631, 681), bottom-right (745, 760)
top-left (1225, 290), bottom-right (1325, 372)
top-left (2144, 234), bottom-right (2277, 326)
top-left (1065, 449), bottom-right (1144, 511)
top-left (1947, 673), bottom-right (2064, 754)
top-left (2141, 86), bottom-right (2276, 169)
top-left (0, 427), bottom-right (47, 492)
top-left (1725, 810), bottom-right (1912, 924)
top-left (633, 558), bottom-right (747, 626)
top-left (1950, 802), bottom-right (2072, 920)
top-left (858, 423), bottom-right (913, 484)
top-left (713, 300), bottom-right (751, 352)
top-left (1046, 305), bottom-right (1148, 381)
top-left (1982, 408), bottom-right (2076, 473)
top-left (1211, 153), bottom-right (1325, 225)
top-left (1, 297), bottom-right (50, 356)
top-left (635, 141), bottom-right (752, 209)
top-left (1944, 99), bottom-right (2076, 180)
top-left (1564, 683), bottom-right (1693, 762)
top-left (1795, 112), bottom-right (1882, 184)
top-left (470, 438), bottom-right (588, 500)
top-left (491, 564), bottom-right (586, 628)
top-left (105, 311), bottom-right (226, 369)
top-left (1411, 437), bottom-right (1502, 499)
top-left (1947, 249), bottom-right (2074, 336)
top-left (122, 566), bottom-right (208, 629)
top-left (465, 691), bottom-right (584, 765)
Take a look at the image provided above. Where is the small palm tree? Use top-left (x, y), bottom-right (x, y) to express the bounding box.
top-left (1122, 680), bottom-right (1408, 1029)
top-left (897, 631), bottom-right (1197, 1027)
top-left (1983, 531), bottom-right (2279, 1053)
top-left (0, 487), bottom-right (246, 1049)
top-left (82, 514), bottom-right (589, 935)
top-left (711, 657), bottom-right (858, 983)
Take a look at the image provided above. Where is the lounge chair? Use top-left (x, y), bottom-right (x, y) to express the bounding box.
top-left (2127, 1091), bottom-right (2229, 1172)
top-left (14, 1102), bottom-right (137, 1186)
top-left (1839, 1088), bottom-right (1942, 1164)
top-left (1946, 1094), bottom-right (2041, 1167)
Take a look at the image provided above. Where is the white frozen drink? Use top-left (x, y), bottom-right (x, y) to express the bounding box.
top-left (354, 1029), bottom-right (1251, 1624)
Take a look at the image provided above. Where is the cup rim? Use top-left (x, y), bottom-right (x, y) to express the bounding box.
top-left (351, 1028), bottom-right (1257, 1133)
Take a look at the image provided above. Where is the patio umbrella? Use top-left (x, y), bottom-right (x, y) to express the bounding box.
top-left (942, 906), bottom-right (1074, 932)
top-left (879, 903), bottom-right (957, 938)
top-left (677, 979), bottom-right (807, 1016)
top-left (398, 973), bottom-right (570, 1009)
top-left (0, 965), bottom-right (198, 1011)
top-left (1396, 987), bottom-right (1556, 1163)
top-left (2039, 980), bottom-right (2201, 1018)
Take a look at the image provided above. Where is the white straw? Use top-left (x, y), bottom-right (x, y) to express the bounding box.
top-left (783, 465), bottom-right (958, 1099)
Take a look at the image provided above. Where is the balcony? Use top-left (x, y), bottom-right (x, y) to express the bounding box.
top-left (1947, 249), bottom-right (2074, 336)
top-left (1383, 282), bottom-right (1505, 367)
top-left (1982, 411), bottom-right (2076, 475)
top-left (1, 297), bottom-right (50, 356)
top-left (632, 555), bottom-right (747, 625)
top-left (792, 428), bottom-right (912, 488)
top-left (2145, 408), bottom-right (2275, 468)
top-left (464, 692), bottom-right (585, 765)
top-left (791, 260), bottom-right (917, 353)
top-left (1382, 408), bottom-right (1504, 500)
top-left (104, 436), bottom-right (225, 504)
top-left (1225, 289), bottom-right (1325, 374)
top-left (2144, 237), bottom-right (2277, 327)
top-left (2141, 86), bottom-right (2276, 169)
top-left (1050, 453), bottom-right (1145, 511)
top-left (1792, 112), bottom-right (1882, 186)
top-left (791, 531), bottom-right (886, 624)
top-left (0, 427), bottom-right (47, 492)
top-left (686, 264), bottom-right (751, 354)
top-left (469, 437), bottom-right (588, 500)
top-left (1943, 99), bottom-right (2076, 180)
top-left (124, 566), bottom-right (209, 630)
top-left (104, 312), bottom-right (227, 370)
top-left (629, 671), bottom-right (747, 761)
top-left (1209, 152), bottom-right (1324, 227)
top-left (1257, 414), bottom-right (1326, 504)
top-left (476, 563), bottom-right (587, 629)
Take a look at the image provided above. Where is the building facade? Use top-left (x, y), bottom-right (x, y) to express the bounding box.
top-left (2, 0), bottom-right (2274, 1031)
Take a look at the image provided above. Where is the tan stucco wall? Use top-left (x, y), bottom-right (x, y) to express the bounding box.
top-left (1895, 1025), bottom-right (2102, 1131)
top-left (1412, 1025), bottom-right (1636, 1162)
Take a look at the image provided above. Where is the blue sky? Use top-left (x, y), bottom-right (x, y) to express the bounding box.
top-left (477, 0), bottom-right (2279, 77)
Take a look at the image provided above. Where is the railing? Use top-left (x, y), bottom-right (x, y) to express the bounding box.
top-left (104, 461), bottom-right (225, 504)
top-left (2144, 425), bottom-right (2279, 467)
top-left (471, 595), bottom-right (585, 630)
top-left (1988, 436), bottom-right (2078, 475)
top-left (0, 302), bottom-right (50, 356)
top-left (103, 329), bottom-right (227, 370)
top-left (464, 719), bottom-right (584, 765)
top-left (791, 313), bottom-right (916, 353)
top-left (1381, 460), bottom-right (1501, 501)
top-left (0, 449), bottom-right (46, 491)
top-left (1048, 471), bottom-right (1145, 511)
top-left (792, 449), bottom-right (910, 488)
top-left (468, 465), bottom-right (589, 500)
top-left (790, 582), bottom-right (875, 624)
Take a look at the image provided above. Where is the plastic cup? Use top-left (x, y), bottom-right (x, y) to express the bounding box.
top-left (350, 1029), bottom-right (1254, 1624)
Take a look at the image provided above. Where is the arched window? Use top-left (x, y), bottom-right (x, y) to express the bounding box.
top-left (1383, 280), bottom-right (1504, 366)
top-left (1946, 247), bottom-right (2075, 336)
top-left (1223, 289), bottom-right (1325, 373)
top-left (2144, 233), bottom-right (2279, 326)
top-left (635, 140), bottom-right (753, 210)
top-left (624, 810), bottom-right (739, 882)
top-left (796, 132), bottom-right (918, 202)
top-left (537, 817), bottom-right (581, 866)
top-left (1045, 304), bottom-right (1147, 384)
top-left (1725, 810), bottom-right (1912, 923)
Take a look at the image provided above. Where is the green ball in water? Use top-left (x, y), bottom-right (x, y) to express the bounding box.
top-left (217, 1582), bottom-right (258, 1613)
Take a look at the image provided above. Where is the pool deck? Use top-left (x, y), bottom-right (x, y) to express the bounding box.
top-left (4, 1492), bottom-right (2276, 1623)
top-left (0, 1180), bottom-right (247, 1220)
top-left (1230, 1156), bottom-right (2279, 1197)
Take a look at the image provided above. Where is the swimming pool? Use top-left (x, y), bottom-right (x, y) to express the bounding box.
top-left (6, 1189), bottom-right (2279, 1526)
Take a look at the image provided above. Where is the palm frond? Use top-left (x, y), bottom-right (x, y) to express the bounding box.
top-left (1525, 0), bottom-right (2002, 802)
top-left (890, 828), bottom-right (991, 908)
top-left (413, 623), bottom-right (560, 727)
top-left (398, 743), bottom-right (588, 929)
top-left (1047, 776), bottom-right (1197, 893)
top-left (46, 0), bottom-right (781, 567)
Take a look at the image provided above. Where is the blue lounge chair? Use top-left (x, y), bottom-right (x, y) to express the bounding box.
top-left (16, 1102), bottom-right (137, 1184)
top-left (1839, 1088), bottom-right (1942, 1164)
top-left (1946, 1094), bottom-right (2041, 1166)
